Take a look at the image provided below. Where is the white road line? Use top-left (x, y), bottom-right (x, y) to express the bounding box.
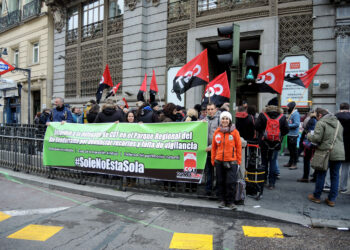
top-left (2, 207), bottom-right (70, 216)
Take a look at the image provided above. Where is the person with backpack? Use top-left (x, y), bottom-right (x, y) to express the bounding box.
top-left (255, 98), bottom-right (289, 189)
top-left (211, 111), bottom-right (242, 210)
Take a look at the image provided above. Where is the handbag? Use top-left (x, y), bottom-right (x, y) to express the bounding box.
top-left (303, 138), bottom-right (313, 149)
top-left (311, 121), bottom-right (340, 171)
top-left (235, 165), bottom-right (246, 202)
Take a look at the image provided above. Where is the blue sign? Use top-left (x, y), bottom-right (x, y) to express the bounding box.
top-left (0, 62), bottom-right (9, 71)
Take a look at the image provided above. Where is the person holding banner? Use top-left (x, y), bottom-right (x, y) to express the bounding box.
top-left (211, 111), bottom-right (242, 210)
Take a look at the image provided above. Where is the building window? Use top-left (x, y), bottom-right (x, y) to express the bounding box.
top-left (33, 42), bottom-right (39, 64)
top-left (197, 0), bottom-right (217, 12)
top-left (109, 0), bottom-right (123, 18)
top-left (67, 7), bottom-right (78, 31)
top-left (13, 49), bottom-right (19, 67)
top-left (83, 0), bottom-right (104, 26)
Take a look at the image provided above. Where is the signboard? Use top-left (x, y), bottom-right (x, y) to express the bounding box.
top-left (167, 67), bottom-right (184, 106)
top-left (281, 55), bottom-right (309, 107)
top-left (0, 58), bottom-right (15, 76)
top-left (43, 122), bottom-right (208, 183)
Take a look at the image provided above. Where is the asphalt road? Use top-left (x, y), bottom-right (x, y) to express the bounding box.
top-left (0, 174), bottom-right (349, 250)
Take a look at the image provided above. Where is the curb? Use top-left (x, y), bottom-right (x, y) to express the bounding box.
top-left (1, 167), bottom-right (349, 229)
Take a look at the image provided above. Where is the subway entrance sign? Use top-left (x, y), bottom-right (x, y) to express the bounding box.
top-left (0, 58), bottom-right (15, 75)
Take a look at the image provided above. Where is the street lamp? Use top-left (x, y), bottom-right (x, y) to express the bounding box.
top-left (0, 48), bottom-right (8, 57)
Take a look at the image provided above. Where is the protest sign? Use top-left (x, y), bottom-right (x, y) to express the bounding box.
top-left (43, 122), bottom-right (208, 183)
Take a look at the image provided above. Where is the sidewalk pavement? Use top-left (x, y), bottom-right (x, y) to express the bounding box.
top-left (0, 155), bottom-right (349, 229)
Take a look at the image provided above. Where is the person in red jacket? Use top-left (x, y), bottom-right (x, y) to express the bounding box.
top-left (211, 111), bottom-right (242, 210)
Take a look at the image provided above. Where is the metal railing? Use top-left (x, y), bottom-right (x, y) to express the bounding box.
top-left (0, 10), bottom-right (21, 33)
top-left (0, 124), bottom-right (210, 198)
top-left (22, 0), bottom-right (41, 21)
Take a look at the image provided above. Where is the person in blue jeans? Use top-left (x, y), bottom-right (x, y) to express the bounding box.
top-left (307, 108), bottom-right (345, 207)
top-left (255, 97), bottom-right (289, 189)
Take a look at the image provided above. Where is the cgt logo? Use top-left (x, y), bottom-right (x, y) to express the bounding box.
top-left (257, 72), bottom-right (275, 85)
top-left (205, 84), bottom-right (223, 97)
top-left (290, 62), bottom-right (300, 69)
top-left (184, 152), bottom-right (197, 172)
top-left (175, 65), bottom-right (202, 89)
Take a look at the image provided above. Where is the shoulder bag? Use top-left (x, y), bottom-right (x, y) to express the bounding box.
top-left (311, 121), bottom-right (340, 171)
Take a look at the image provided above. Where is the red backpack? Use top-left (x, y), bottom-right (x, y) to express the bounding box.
top-left (263, 113), bottom-right (283, 142)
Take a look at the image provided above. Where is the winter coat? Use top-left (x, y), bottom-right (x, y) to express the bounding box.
top-left (51, 106), bottom-right (73, 123)
top-left (235, 111), bottom-right (255, 141)
top-left (72, 113), bottom-right (84, 123)
top-left (159, 113), bottom-right (177, 123)
top-left (335, 111), bottom-right (350, 162)
top-left (211, 125), bottom-right (242, 165)
top-left (288, 109), bottom-right (300, 136)
top-left (86, 112), bottom-right (98, 123)
top-left (307, 114), bottom-right (345, 162)
top-left (255, 105), bottom-right (289, 150)
top-left (94, 105), bottom-right (125, 123)
top-left (39, 112), bottom-right (51, 124)
top-left (137, 108), bottom-right (159, 123)
top-left (204, 111), bottom-right (221, 148)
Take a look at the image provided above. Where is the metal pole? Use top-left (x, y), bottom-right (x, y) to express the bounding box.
top-left (229, 23), bottom-right (240, 123)
top-left (27, 69), bottom-right (31, 124)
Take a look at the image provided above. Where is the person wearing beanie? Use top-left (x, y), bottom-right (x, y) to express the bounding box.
top-left (255, 99), bottom-right (289, 189)
top-left (211, 111), bottom-right (242, 210)
top-left (284, 101), bottom-right (301, 170)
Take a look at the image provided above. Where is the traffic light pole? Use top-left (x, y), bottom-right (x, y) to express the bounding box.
top-left (229, 24), bottom-right (240, 123)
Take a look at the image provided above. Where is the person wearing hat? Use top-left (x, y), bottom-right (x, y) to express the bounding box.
top-left (211, 111), bottom-right (242, 210)
top-left (284, 101), bottom-right (301, 170)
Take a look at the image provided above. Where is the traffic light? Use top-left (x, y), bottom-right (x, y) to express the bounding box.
top-left (242, 50), bottom-right (261, 83)
top-left (217, 25), bottom-right (233, 65)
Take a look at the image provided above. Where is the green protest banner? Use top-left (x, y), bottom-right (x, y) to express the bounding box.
top-left (43, 121), bottom-right (208, 183)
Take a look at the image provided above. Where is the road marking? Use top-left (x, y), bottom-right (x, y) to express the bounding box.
top-left (0, 211), bottom-right (11, 222)
top-left (169, 232), bottom-right (213, 250)
top-left (242, 226), bottom-right (284, 238)
top-left (2, 207), bottom-right (70, 217)
top-left (7, 224), bottom-right (63, 241)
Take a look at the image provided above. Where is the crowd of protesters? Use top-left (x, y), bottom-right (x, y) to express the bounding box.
top-left (36, 96), bottom-right (349, 209)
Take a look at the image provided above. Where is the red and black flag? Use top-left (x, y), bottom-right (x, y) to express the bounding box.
top-left (202, 71), bottom-right (230, 107)
top-left (122, 97), bottom-right (129, 109)
top-left (284, 63), bottom-right (322, 88)
top-left (105, 82), bottom-right (121, 99)
top-left (255, 62), bottom-right (287, 94)
top-left (149, 69), bottom-right (158, 103)
top-left (137, 73), bottom-right (147, 102)
top-left (172, 49), bottom-right (209, 101)
top-left (96, 64), bottom-right (114, 104)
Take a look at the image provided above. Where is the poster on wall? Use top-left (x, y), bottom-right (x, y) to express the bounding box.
top-left (281, 55), bottom-right (309, 107)
top-left (43, 122), bottom-right (208, 183)
top-left (167, 67), bottom-right (185, 106)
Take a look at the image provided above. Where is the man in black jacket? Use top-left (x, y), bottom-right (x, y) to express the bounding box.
top-left (255, 97), bottom-right (289, 189)
top-left (94, 100), bottom-right (125, 123)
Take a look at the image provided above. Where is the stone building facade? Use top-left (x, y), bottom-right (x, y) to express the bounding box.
top-left (0, 0), bottom-right (54, 124)
top-left (45, 0), bottom-right (349, 112)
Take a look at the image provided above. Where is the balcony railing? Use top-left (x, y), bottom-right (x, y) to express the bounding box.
top-left (197, 0), bottom-right (269, 16)
top-left (0, 10), bottom-right (21, 32)
top-left (82, 21), bottom-right (104, 41)
top-left (168, 0), bottom-right (191, 24)
top-left (22, 0), bottom-right (41, 20)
